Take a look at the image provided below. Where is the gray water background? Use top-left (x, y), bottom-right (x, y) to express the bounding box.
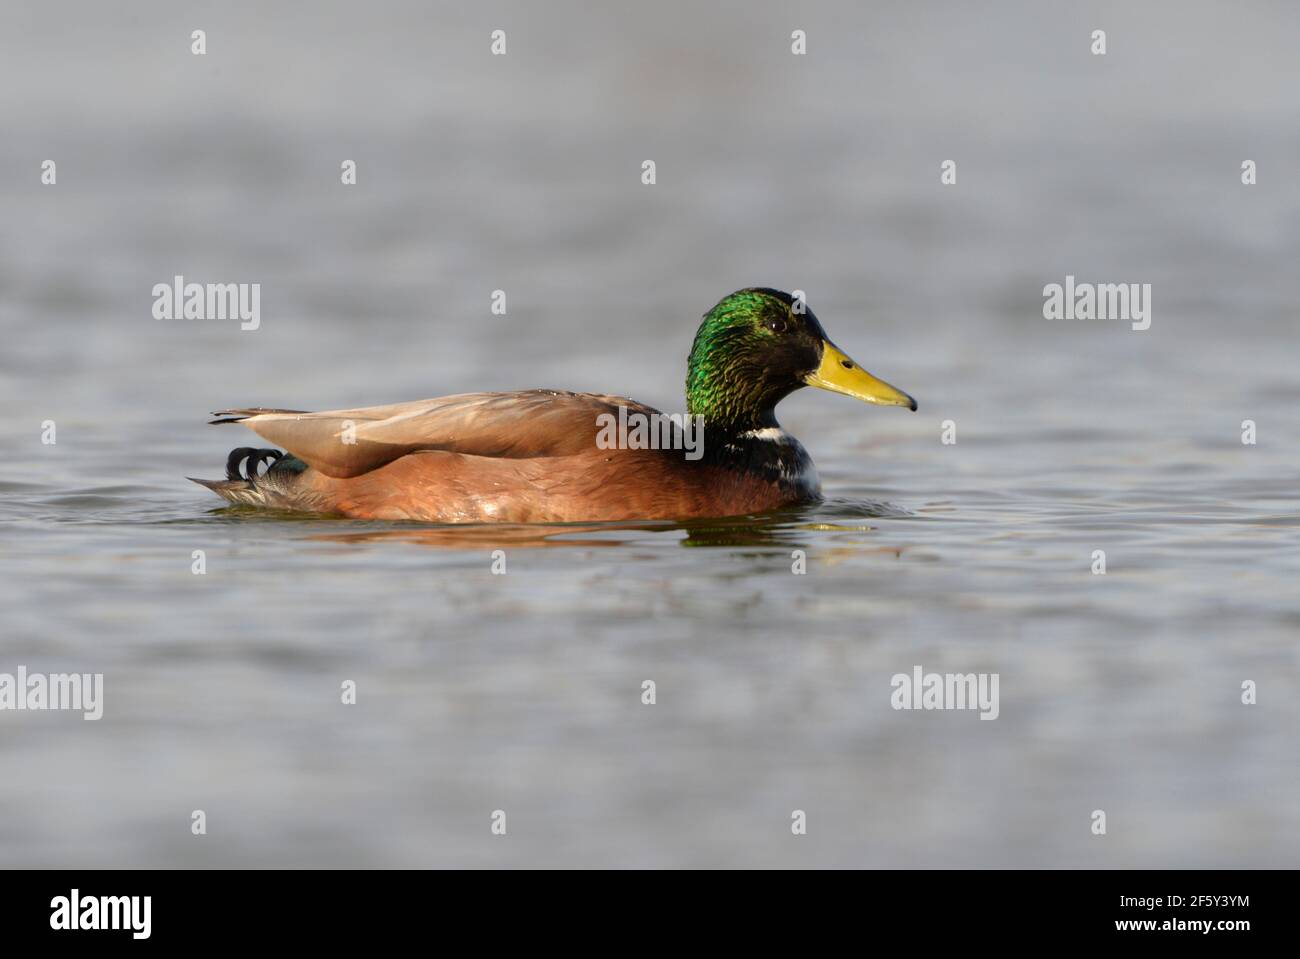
top-left (1, 1), bottom-right (1297, 866)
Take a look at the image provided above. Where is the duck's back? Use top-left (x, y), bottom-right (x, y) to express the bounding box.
top-left (209, 390), bottom-right (662, 478)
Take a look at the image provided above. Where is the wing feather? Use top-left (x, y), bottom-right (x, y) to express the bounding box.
top-left (212, 390), bottom-right (661, 478)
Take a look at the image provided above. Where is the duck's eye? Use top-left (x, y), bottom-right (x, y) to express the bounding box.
top-left (766, 318), bottom-right (787, 334)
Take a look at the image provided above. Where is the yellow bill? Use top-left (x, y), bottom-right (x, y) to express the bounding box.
top-left (804, 341), bottom-right (917, 411)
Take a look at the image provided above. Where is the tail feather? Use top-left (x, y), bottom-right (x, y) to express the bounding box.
top-left (188, 475), bottom-right (264, 506)
top-left (209, 407), bottom-right (309, 426)
top-left (225, 446), bottom-right (281, 480)
top-left (199, 409), bottom-right (324, 511)
top-left (192, 449), bottom-right (317, 509)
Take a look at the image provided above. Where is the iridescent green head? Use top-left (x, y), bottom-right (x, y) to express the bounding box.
top-left (685, 288), bottom-right (917, 432)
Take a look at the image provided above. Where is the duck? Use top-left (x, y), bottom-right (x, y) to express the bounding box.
top-left (192, 288), bottom-right (917, 523)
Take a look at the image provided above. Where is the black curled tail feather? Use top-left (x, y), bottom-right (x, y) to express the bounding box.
top-left (190, 449), bottom-right (313, 508)
top-left (225, 447), bottom-right (283, 481)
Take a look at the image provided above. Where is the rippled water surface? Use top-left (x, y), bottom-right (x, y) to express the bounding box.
top-left (1, 0), bottom-right (1298, 867)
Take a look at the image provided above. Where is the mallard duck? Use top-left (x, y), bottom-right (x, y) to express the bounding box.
top-left (193, 288), bottom-right (916, 522)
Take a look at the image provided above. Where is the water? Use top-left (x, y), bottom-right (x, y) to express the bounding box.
top-left (1, 0), bottom-right (1298, 867)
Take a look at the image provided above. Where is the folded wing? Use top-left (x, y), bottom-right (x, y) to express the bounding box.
top-left (212, 390), bottom-right (660, 478)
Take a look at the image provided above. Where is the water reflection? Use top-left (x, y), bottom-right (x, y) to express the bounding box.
top-left (213, 498), bottom-right (914, 550)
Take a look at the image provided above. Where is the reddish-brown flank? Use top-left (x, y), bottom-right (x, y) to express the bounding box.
top-left (299, 447), bottom-right (796, 522)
